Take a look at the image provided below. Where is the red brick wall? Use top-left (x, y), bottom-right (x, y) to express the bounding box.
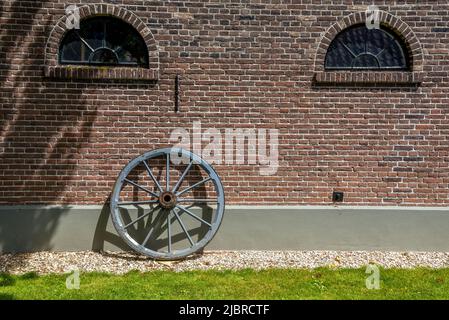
top-left (0, 0), bottom-right (448, 206)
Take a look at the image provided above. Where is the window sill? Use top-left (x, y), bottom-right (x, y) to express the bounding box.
top-left (43, 66), bottom-right (158, 81)
top-left (313, 71), bottom-right (423, 86)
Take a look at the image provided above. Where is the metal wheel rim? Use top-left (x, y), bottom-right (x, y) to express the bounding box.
top-left (110, 148), bottom-right (225, 260)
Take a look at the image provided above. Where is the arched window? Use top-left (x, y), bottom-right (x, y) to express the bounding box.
top-left (325, 25), bottom-right (409, 70)
top-left (59, 16), bottom-right (149, 68)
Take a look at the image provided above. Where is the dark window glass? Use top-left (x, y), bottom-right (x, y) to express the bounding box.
top-left (59, 17), bottom-right (149, 68)
top-left (325, 25), bottom-right (409, 70)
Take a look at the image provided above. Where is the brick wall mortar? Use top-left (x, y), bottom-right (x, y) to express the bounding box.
top-left (0, 0), bottom-right (448, 206)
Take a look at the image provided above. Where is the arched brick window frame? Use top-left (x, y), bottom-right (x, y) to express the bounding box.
top-left (44, 4), bottom-right (159, 81)
top-left (314, 11), bottom-right (424, 85)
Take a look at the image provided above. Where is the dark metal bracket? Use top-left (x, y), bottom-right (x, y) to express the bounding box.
top-left (175, 74), bottom-right (180, 112)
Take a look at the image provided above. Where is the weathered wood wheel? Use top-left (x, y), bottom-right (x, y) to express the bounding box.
top-left (110, 148), bottom-right (225, 260)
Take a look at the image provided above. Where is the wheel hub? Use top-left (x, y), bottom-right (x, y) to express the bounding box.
top-left (159, 191), bottom-right (177, 209)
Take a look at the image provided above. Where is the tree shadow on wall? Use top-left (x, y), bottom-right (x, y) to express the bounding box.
top-left (0, 207), bottom-right (70, 253)
top-left (0, 1), bottom-right (96, 256)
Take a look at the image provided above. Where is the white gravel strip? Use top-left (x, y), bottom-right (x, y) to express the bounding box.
top-left (1, 251), bottom-right (449, 275)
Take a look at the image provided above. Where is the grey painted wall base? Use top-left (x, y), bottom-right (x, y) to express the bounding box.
top-left (1, 205), bottom-right (449, 253)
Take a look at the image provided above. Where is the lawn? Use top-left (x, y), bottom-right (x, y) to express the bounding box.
top-left (1, 268), bottom-right (449, 300)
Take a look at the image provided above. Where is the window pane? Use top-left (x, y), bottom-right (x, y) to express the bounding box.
top-left (352, 54), bottom-right (379, 69)
top-left (106, 19), bottom-right (147, 65)
top-left (339, 27), bottom-right (366, 57)
top-left (325, 41), bottom-right (354, 69)
top-left (60, 31), bottom-right (83, 62)
top-left (79, 18), bottom-right (105, 50)
top-left (59, 17), bottom-right (149, 67)
top-left (324, 25), bottom-right (408, 70)
top-left (91, 48), bottom-right (118, 64)
top-left (366, 29), bottom-right (388, 56)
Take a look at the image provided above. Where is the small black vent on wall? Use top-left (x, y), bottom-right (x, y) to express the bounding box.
top-left (332, 191), bottom-right (344, 202)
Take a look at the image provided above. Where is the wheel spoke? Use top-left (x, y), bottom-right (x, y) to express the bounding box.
top-left (141, 227), bottom-right (153, 247)
top-left (124, 205), bottom-right (159, 229)
top-left (124, 178), bottom-right (159, 198)
top-left (117, 200), bottom-right (158, 206)
top-left (176, 205), bottom-right (212, 228)
top-left (177, 177), bottom-right (211, 196)
top-left (173, 208), bottom-right (194, 246)
top-left (177, 199), bottom-right (217, 203)
top-left (172, 160), bottom-right (194, 193)
top-left (167, 211), bottom-right (172, 253)
top-left (143, 160), bottom-right (164, 193)
top-left (166, 153), bottom-right (170, 191)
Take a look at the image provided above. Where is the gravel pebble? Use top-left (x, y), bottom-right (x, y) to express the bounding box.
top-left (1, 250), bottom-right (449, 275)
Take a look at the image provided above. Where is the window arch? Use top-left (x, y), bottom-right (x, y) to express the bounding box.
top-left (325, 24), bottom-right (409, 71)
top-left (59, 16), bottom-right (149, 68)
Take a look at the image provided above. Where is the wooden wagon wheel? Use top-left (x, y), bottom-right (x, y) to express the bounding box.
top-left (110, 148), bottom-right (225, 260)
